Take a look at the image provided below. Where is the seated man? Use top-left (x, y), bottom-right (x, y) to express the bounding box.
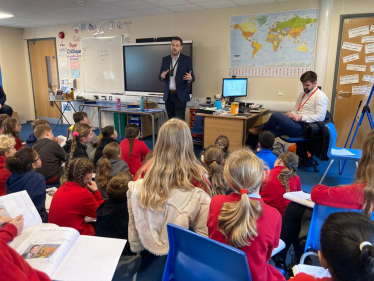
top-left (0, 85), bottom-right (14, 117)
top-left (250, 71), bottom-right (328, 138)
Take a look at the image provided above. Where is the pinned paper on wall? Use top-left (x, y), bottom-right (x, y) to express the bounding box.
top-left (72, 24), bottom-right (80, 33)
top-left (57, 47), bottom-right (68, 78)
top-left (342, 42), bottom-right (363, 52)
top-left (109, 21), bottom-right (114, 32)
top-left (352, 85), bottom-right (368, 95)
top-left (88, 23), bottom-right (96, 32)
top-left (371, 65), bottom-right (374, 72)
top-left (340, 74), bottom-right (359, 85)
top-left (81, 23), bottom-right (86, 31)
top-left (70, 58), bottom-right (80, 70)
top-left (342, 53), bottom-right (359, 63)
top-left (348, 25), bottom-right (370, 38)
top-left (371, 25), bottom-right (374, 32)
top-left (363, 75), bottom-right (374, 83)
top-left (71, 69), bottom-right (80, 79)
top-left (347, 64), bottom-right (367, 72)
top-left (362, 36), bottom-right (374, 43)
top-left (117, 21), bottom-right (123, 29)
top-left (365, 56), bottom-right (374, 63)
top-left (365, 43), bottom-right (374, 55)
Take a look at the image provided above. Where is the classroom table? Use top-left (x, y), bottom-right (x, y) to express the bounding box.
top-left (197, 109), bottom-right (269, 150)
top-left (49, 99), bottom-right (77, 131)
top-left (99, 108), bottom-right (166, 147)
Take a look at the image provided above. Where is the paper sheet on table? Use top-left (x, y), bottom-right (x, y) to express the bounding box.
top-left (342, 42), bottom-right (363, 52)
top-left (347, 64), bottom-right (367, 72)
top-left (46, 187), bottom-right (58, 212)
top-left (283, 191), bottom-right (314, 209)
top-left (52, 236), bottom-right (126, 281)
top-left (293, 264), bottom-right (331, 278)
top-left (348, 25), bottom-right (370, 38)
top-left (340, 74), bottom-right (359, 85)
top-left (331, 148), bottom-right (355, 156)
top-left (342, 53), bottom-right (359, 63)
top-left (0, 191), bottom-right (42, 229)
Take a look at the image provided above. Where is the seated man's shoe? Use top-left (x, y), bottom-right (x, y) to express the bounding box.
top-left (248, 127), bottom-right (262, 136)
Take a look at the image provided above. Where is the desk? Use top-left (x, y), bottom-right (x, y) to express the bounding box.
top-left (50, 100), bottom-right (77, 131)
top-left (197, 109), bottom-right (269, 150)
top-left (99, 108), bottom-right (166, 147)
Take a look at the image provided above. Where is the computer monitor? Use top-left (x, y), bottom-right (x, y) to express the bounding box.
top-left (222, 78), bottom-right (248, 102)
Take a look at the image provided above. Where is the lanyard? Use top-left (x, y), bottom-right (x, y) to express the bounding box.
top-left (297, 88), bottom-right (318, 111)
top-left (170, 58), bottom-right (179, 76)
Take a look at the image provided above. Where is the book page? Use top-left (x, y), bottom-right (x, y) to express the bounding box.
top-left (283, 191), bottom-right (315, 208)
top-left (16, 227), bottom-right (80, 278)
top-left (0, 191), bottom-right (42, 229)
top-left (45, 187), bottom-right (58, 212)
top-left (52, 236), bottom-right (126, 281)
top-left (293, 264), bottom-right (331, 278)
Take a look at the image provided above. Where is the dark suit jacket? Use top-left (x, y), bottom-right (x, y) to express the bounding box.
top-left (158, 53), bottom-right (195, 103)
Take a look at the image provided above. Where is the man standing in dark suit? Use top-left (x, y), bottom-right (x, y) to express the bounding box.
top-left (158, 37), bottom-right (194, 120)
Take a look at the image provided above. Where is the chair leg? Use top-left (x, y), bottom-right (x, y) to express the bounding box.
top-left (319, 159), bottom-right (334, 184)
top-left (356, 161), bottom-right (359, 169)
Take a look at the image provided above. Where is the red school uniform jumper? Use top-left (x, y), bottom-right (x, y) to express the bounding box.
top-left (14, 135), bottom-right (24, 151)
top-left (0, 155), bottom-right (11, 196)
top-left (207, 193), bottom-right (285, 281)
top-left (120, 138), bottom-right (150, 175)
top-left (311, 182), bottom-right (366, 209)
top-left (260, 166), bottom-right (301, 216)
top-left (0, 224), bottom-right (51, 281)
top-left (48, 181), bottom-right (104, 235)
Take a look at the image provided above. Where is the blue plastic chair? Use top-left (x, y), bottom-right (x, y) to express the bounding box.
top-left (301, 204), bottom-right (374, 263)
top-left (191, 115), bottom-right (204, 135)
top-left (163, 223), bottom-right (252, 281)
top-left (319, 123), bottom-right (362, 184)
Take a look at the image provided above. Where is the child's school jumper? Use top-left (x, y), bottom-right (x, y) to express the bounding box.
top-left (120, 139), bottom-right (149, 175)
top-left (260, 166), bottom-right (301, 215)
top-left (0, 224), bottom-right (51, 281)
top-left (208, 193), bottom-right (285, 281)
top-left (48, 181), bottom-right (104, 235)
top-left (0, 155), bottom-right (11, 196)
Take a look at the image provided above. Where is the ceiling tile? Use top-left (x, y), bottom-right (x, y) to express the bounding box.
top-left (56, 0), bottom-right (103, 7)
top-left (197, 0), bottom-right (238, 9)
top-left (143, 0), bottom-right (189, 7)
top-left (23, 0), bottom-right (75, 10)
top-left (232, 0), bottom-right (275, 5)
top-left (138, 7), bottom-right (173, 16)
top-left (113, 0), bottom-right (158, 10)
top-left (88, 2), bottom-right (145, 17)
top-left (186, 0), bottom-right (220, 2)
top-left (167, 4), bottom-right (205, 12)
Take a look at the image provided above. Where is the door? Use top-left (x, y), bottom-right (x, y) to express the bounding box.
top-left (333, 15), bottom-right (374, 148)
top-left (28, 39), bottom-right (60, 119)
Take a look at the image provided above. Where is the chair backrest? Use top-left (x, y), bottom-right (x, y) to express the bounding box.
top-left (325, 123), bottom-right (337, 158)
top-left (163, 223), bottom-right (251, 281)
top-left (191, 115), bottom-right (204, 135)
top-left (305, 204), bottom-right (374, 252)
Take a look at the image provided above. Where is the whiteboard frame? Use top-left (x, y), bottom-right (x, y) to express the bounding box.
top-left (82, 35), bottom-right (125, 94)
top-left (123, 41), bottom-right (193, 97)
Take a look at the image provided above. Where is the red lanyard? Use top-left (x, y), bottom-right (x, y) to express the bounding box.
top-left (297, 88), bottom-right (318, 111)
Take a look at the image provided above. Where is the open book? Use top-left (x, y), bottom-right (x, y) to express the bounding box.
top-left (293, 264), bottom-right (331, 278)
top-left (2, 191), bottom-right (126, 281)
top-left (283, 191), bottom-right (315, 208)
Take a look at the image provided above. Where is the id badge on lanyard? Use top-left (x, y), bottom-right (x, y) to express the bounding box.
top-left (170, 58), bottom-right (179, 77)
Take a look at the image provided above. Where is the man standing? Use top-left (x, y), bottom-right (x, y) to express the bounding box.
top-left (249, 71), bottom-right (328, 137)
top-left (158, 37), bottom-right (194, 120)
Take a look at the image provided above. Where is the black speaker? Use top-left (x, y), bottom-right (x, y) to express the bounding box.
top-left (136, 37), bottom-right (176, 43)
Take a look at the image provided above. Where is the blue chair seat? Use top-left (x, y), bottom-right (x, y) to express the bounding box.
top-left (329, 148), bottom-right (362, 160)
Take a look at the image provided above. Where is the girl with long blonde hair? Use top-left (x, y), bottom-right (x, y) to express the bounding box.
top-left (127, 118), bottom-right (211, 260)
top-left (207, 148), bottom-right (284, 281)
top-left (96, 142), bottom-right (129, 200)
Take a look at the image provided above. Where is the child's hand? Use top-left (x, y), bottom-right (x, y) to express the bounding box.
top-left (9, 215), bottom-right (24, 236)
top-left (86, 181), bottom-right (98, 192)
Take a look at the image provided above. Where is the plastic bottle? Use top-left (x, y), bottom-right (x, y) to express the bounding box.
top-left (69, 88), bottom-right (75, 100)
top-left (140, 96), bottom-right (144, 111)
top-left (116, 98), bottom-right (121, 110)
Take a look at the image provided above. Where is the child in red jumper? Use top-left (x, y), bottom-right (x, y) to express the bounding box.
top-left (120, 124), bottom-right (149, 175)
top-left (260, 151), bottom-right (301, 216)
top-left (293, 212), bottom-right (374, 281)
top-left (0, 135), bottom-right (15, 196)
top-left (49, 158), bottom-right (104, 235)
top-left (0, 114), bottom-right (10, 134)
top-left (0, 215), bottom-right (51, 281)
top-left (1, 117), bottom-right (23, 150)
top-left (207, 148), bottom-right (285, 281)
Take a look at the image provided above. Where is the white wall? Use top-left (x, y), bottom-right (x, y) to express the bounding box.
top-left (3, 0), bottom-right (373, 120)
top-left (0, 26), bottom-right (33, 120)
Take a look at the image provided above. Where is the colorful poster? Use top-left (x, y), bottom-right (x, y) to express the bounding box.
top-left (71, 69), bottom-right (80, 78)
top-left (69, 58), bottom-right (80, 70)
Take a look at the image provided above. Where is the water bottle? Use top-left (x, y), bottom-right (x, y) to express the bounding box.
top-left (116, 98), bottom-right (121, 110)
top-left (140, 96), bottom-right (144, 111)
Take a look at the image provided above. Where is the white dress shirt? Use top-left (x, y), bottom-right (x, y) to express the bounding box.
top-left (169, 54), bottom-right (179, 91)
top-left (291, 87), bottom-right (329, 123)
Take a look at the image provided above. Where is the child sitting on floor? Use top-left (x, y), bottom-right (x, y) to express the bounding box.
top-left (2, 118), bottom-right (23, 151)
top-left (215, 135), bottom-right (230, 159)
top-left (94, 126), bottom-right (118, 166)
top-left (256, 131), bottom-right (277, 169)
top-left (63, 123), bottom-right (93, 165)
top-left (0, 114), bottom-right (9, 134)
top-left (25, 119), bottom-right (50, 148)
top-left (260, 151), bottom-right (301, 216)
top-left (0, 135), bottom-right (15, 196)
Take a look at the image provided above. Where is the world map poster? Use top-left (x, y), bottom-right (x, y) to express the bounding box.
top-left (230, 9), bottom-right (318, 77)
